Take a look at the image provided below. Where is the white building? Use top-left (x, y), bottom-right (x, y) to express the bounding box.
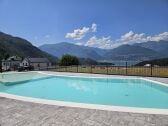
top-left (2, 56), bottom-right (22, 71)
top-left (20, 58), bottom-right (51, 70)
top-left (144, 64), bottom-right (151, 67)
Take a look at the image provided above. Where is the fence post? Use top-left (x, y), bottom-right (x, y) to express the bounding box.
top-left (91, 65), bottom-right (92, 73)
top-left (107, 65), bottom-right (108, 74)
top-left (0, 58), bottom-right (2, 73)
top-left (77, 65), bottom-right (78, 73)
top-left (150, 63), bottom-right (153, 77)
top-left (126, 61), bottom-right (127, 75)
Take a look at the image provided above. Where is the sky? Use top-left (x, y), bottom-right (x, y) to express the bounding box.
top-left (0, 0), bottom-right (168, 48)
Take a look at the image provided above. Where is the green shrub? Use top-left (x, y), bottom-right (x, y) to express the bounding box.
top-left (60, 54), bottom-right (79, 66)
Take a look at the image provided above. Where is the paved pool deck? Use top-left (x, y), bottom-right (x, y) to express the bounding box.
top-left (0, 97), bottom-right (168, 126)
top-left (0, 72), bottom-right (168, 126)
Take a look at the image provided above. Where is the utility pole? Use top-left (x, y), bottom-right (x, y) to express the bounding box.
top-left (107, 65), bottom-right (109, 74)
top-left (91, 65), bottom-right (92, 73)
top-left (150, 62), bottom-right (153, 77)
top-left (125, 61), bottom-right (128, 75)
top-left (0, 57), bottom-right (2, 73)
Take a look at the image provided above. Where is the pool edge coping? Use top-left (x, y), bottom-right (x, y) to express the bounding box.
top-left (0, 92), bottom-right (168, 115)
top-left (38, 71), bottom-right (168, 87)
top-left (0, 71), bottom-right (168, 115)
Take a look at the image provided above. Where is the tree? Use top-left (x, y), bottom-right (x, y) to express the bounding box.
top-left (0, 56), bottom-right (2, 73)
top-left (0, 48), bottom-right (8, 73)
top-left (60, 54), bottom-right (79, 66)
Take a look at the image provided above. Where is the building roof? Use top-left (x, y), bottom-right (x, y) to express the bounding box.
top-left (26, 58), bottom-right (50, 63)
top-left (2, 56), bottom-right (22, 62)
top-left (8, 56), bottom-right (22, 61)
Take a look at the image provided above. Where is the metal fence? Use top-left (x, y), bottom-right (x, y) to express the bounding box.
top-left (1, 60), bottom-right (168, 77)
top-left (37, 62), bottom-right (168, 78)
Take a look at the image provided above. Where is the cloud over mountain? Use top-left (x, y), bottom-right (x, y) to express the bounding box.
top-left (65, 23), bottom-right (97, 40)
top-left (117, 31), bottom-right (168, 43)
top-left (91, 23), bottom-right (97, 32)
top-left (85, 31), bottom-right (168, 49)
top-left (65, 27), bottom-right (90, 40)
top-left (65, 23), bottom-right (168, 49)
top-left (85, 36), bottom-right (114, 49)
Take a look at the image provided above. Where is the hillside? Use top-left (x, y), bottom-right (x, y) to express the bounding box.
top-left (103, 44), bottom-right (164, 61)
top-left (0, 32), bottom-right (58, 63)
top-left (134, 40), bottom-right (168, 55)
top-left (40, 41), bottom-right (168, 61)
top-left (135, 58), bottom-right (168, 66)
top-left (39, 42), bottom-right (104, 60)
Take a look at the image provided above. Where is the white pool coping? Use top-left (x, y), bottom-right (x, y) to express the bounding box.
top-left (38, 71), bottom-right (168, 87)
top-left (0, 71), bottom-right (168, 115)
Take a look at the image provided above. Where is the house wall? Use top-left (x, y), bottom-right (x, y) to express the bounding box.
top-left (20, 58), bottom-right (51, 70)
top-left (20, 60), bottom-right (29, 67)
top-left (30, 63), bottom-right (49, 70)
top-left (2, 62), bottom-right (10, 70)
top-left (2, 61), bottom-right (21, 70)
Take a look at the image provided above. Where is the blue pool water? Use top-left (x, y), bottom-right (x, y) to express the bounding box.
top-left (0, 72), bottom-right (168, 109)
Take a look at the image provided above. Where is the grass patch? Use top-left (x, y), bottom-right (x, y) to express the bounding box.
top-left (50, 66), bottom-right (168, 77)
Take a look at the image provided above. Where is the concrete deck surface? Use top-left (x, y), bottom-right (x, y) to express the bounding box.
top-left (0, 97), bottom-right (168, 126)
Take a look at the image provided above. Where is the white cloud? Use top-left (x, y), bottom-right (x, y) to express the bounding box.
top-left (85, 36), bottom-right (115, 49)
top-left (118, 31), bottom-right (168, 44)
top-left (44, 35), bottom-right (50, 38)
top-left (65, 23), bottom-right (97, 40)
top-left (117, 31), bottom-right (145, 44)
top-left (75, 42), bottom-right (83, 46)
top-left (91, 23), bottom-right (97, 32)
top-left (65, 23), bottom-right (168, 49)
top-left (65, 27), bottom-right (90, 40)
top-left (145, 32), bottom-right (168, 42)
top-left (85, 31), bottom-right (168, 49)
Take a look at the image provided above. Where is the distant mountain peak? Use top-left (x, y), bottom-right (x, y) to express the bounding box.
top-left (1, 31), bottom-right (167, 62)
top-left (39, 42), bottom-right (105, 60)
top-left (39, 41), bottom-right (168, 61)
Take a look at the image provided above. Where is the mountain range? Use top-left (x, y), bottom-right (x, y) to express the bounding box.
top-left (39, 42), bottom-right (106, 60)
top-left (0, 31), bottom-right (168, 62)
top-left (39, 41), bottom-right (168, 61)
top-left (0, 32), bottom-right (58, 63)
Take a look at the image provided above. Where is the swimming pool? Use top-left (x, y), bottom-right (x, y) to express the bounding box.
top-left (0, 72), bottom-right (168, 110)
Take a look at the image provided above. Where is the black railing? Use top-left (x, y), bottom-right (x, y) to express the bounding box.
top-left (0, 58), bottom-right (2, 73)
top-left (37, 63), bottom-right (168, 78)
top-left (1, 61), bottom-right (168, 77)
